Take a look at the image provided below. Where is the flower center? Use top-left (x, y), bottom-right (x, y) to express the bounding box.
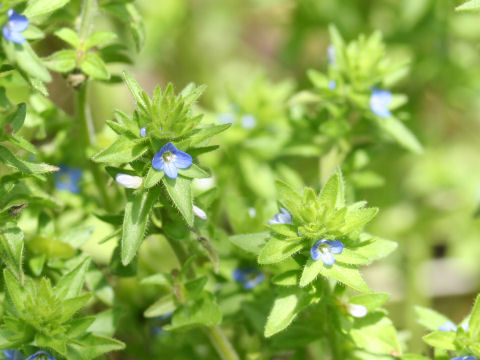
top-left (162, 151), bottom-right (174, 163)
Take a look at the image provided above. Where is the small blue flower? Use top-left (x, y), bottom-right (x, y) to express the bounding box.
top-left (26, 351), bottom-right (56, 360)
top-left (233, 268), bottom-right (264, 290)
top-left (140, 127), bottom-right (147, 138)
top-left (241, 114), bottom-right (256, 129)
top-left (327, 45), bottom-right (336, 65)
top-left (3, 349), bottom-right (24, 360)
top-left (438, 321), bottom-right (457, 332)
top-left (370, 89), bottom-right (392, 118)
top-left (269, 207), bottom-right (292, 225)
top-left (55, 165), bottom-right (82, 194)
top-left (152, 142), bottom-right (192, 179)
top-left (451, 357), bottom-right (477, 360)
top-left (218, 113), bottom-right (235, 125)
top-left (328, 80), bottom-right (336, 90)
top-left (151, 313), bottom-right (173, 337)
top-left (3, 9), bottom-right (29, 44)
top-left (311, 239), bottom-right (344, 266)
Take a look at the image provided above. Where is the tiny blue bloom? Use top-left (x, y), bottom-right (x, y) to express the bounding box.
top-left (152, 142), bottom-right (192, 179)
top-left (3, 9), bottom-right (29, 44)
top-left (241, 114), bottom-right (256, 129)
top-left (327, 45), bottom-right (336, 65)
top-left (140, 127), bottom-right (147, 138)
top-left (3, 349), bottom-right (24, 360)
top-left (55, 165), bottom-right (82, 194)
top-left (438, 321), bottom-right (457, 332)
top-left (233, 268), bottom-right (264, 290)
top-left (328, 80), bottom-right (336, 90)
top-left (451, 357), bottom-right (477, 360)
top-left (370, 89), bottom-right (392, 118)
top-left (311, 239), bottom-right (344, 266)
top-left (26, 351), bottom-right (56, 360)
top-left (269, 207), bottom-right (292, 225)
top-left (218, 113), bottom-right (235, 125)
top-left (151, 313), bottom-right (172, 337)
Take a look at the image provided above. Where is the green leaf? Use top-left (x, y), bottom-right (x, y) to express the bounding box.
top-left (351, 314), bottom-right (402, 355)
top-left (54, 28), bottom-right (80, 47)
top-left (375, 116), bottom-right (423, 154)
top-left (10, 103), bottom-right (26, 134)
top-left (422, 331), bottom-right (456, 350)
top-left (3, 269), bottom-right (24, 313)
top-left (456, 0), bottom-right (480, 11)
top-left (8, 135), bottom-right (37, 154)
top-left (92, 137), bottom-right (148, 164)
top-left (123, 71), bottom-right (150, 112)
top-left (45, 50), bottom-right (77, 73)
top-left (300, 259), bottom-right (369, 293)
top-left (0, 227), bottom-right (24, 280)
top-left (265, 290), bottom-right (301, 337)
top-left (121, 187), bottom-right (160, 265)
top-left (67, 334), bottom-right (125, 360)
top-left (178, 164), bottom-right (210, 179)
top-left (24, 0), bottom-right (71, 17)
top-left (164, 293), bottom-right (221, 331)
top-left (81, 53), bottom-right (110, 80)
top-left (0, 145), bottom-right (58, 174)
top-left (414, 306), bottom-right (451, 332)
top-left (144, 295), bottom-right (176, 318)
top-left (162, 176), bottom-right (194, 227)
top-left (59, 294), bottom-right (92, 322)
top-left (85, 31), bottom-right (117, 50)
top-left (468, 294), bottom-right (480, 339)
top-left (59, 226), bottom-right (94, 248)
top-left (177, 124), bottom-right (231, 148)
top-left (143, 167), bottom-right (164, 188)
top-left (271, 270), bottom-right (300, 287)
top-left (258, 237), bottom-right (304, 265)
top-left (55, 257), bottom-right (91, 299)
top-left (4, 41), bottom-right (51, 82)
top-left (229, 232), bottom-right (269, 255)
top-left (349, 293), bottom-right (390, 311)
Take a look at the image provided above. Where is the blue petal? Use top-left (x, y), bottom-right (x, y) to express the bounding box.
top-left (269, 207), bottom-right (293, 225)
top-left (232, 269), bottom-right (246, 282)
top-left (241, 114), bottom-right (256, 129)
top-left (310, 240), bottom-right (326, 261)
top-left (326, 240), bottom-right (344, 254)
top-left (162, 142), bottom-right (177, 154)
top-left (8, 11), bottom-right (29, 32)
top-left (173, 150), bottom-right (192, 169)
top-left (26, 351), bottom-right (56, 360)
top-left (3, 26), bottom-right (26, 43)
top-left (450, 357), bottom-right (477, 360)
top-left (152, 151), bottom-right (165, 171)
top-left (438, 321), bottom-right (457, 332)
top-left (3, 349), bottom-right (24, 360)
top-left (163, 161), bottom-right (178, 179)
top-left (140, 127), bottom-right (147, 138)
top-left (243, 273), bottom-right (265, 290)
top-left (370, 89), bottom-right (392, 118)
top-left (328, 80), bottom-right (336, 90)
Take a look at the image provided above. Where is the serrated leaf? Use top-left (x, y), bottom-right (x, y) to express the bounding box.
top-left (162, 176), bottom-right (194, 227)
top-left (92, 137), bottom-right (148, 164)
top-left (265, 291), bottom-right (301, 337)
top-left (144, 167), bottom-right (164, 188)
top-left (258, 237), bottom-right (304, 265)
top-left (121, 187), bottom-right (160, 265)
top-left (45, 50), bottom-right (76, 73)
top-left (300, 259), bottom-right (369, 293)
top-left (229, 232), bottom-right (269, 255)
top-left (24, 0), bottom-right (71, 17)
top-left (81, 53), bottom-right (110, 80)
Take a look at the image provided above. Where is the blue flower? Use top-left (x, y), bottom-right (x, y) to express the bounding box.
top-left (233, 268), bottom-right (264, 290)
top-left (451, 357), bottom-right (477, 360)
top-left (269, 207), bottom-right (292, 225)
top-left (140, 127), bottom-right (147, 138)
top-left (438, 321), bottom-right (457, 332)
top-left (3, 9), bottom-right (29, 44)
top-left (3, 349), bottom-right (24, 360)
top-left (26, 351), bottom-right (56, 360)
top-left (151, 313), bottom-right (173, 337)
top-left (311, 239), bottom-right (344, 266)
top-left (370, 89), bottom-right (392, 118)
top-left (328, 80), bottom-right (336, 90)
top-left (55, 165), bottom-right (82, 194)
top-left (152, 142), bottom-right (192, 179)
top-left (241, 114), bottom-right (256, 129)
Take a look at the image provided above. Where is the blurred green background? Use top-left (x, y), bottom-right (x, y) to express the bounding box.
top-left (50, 0), bottom-right (480, 356)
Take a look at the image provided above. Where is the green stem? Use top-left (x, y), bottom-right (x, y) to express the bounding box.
top-left (76, 84), bottom-right (113, 212)
top-left (164, 234), bottom-right (239, 360)
top-left (79, 0), bottom-right (98, 40)
top-left (204, 325), bottom-right (240, 360)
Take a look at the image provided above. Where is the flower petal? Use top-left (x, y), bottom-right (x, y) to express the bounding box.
top-left (193, 205), bottom-right (207, 220)
top-left (173, 150), bottom-right (192, 169)
top-left (26, 351), bottom-right (57, 360)
top-left (140, 127), bottom-right (147, 138)
top-left (438, 321), bottom-right (457, 332)
top-left (310, 240), bottom-right (327, 261)
top-left (326, 240), bottom-right (344, 254)
top-left (348, 304), bottom-right (368, 318)
top-left (152, 151), bottom-right (165, 171)
top-left (8, 12), bottom-right (29, 32)
top-left (370, 89), bottom-right (392, 118)
top-left (116, 174), bottom-right (143, 189)
top-left (3, 26), bottom-right (25, 43)
top-left (162, 142), bottom-right (177, 153)
top-left (163, 161), bottom-right (178, 179)
top-left (3, 349), bottom-right (24, 360)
